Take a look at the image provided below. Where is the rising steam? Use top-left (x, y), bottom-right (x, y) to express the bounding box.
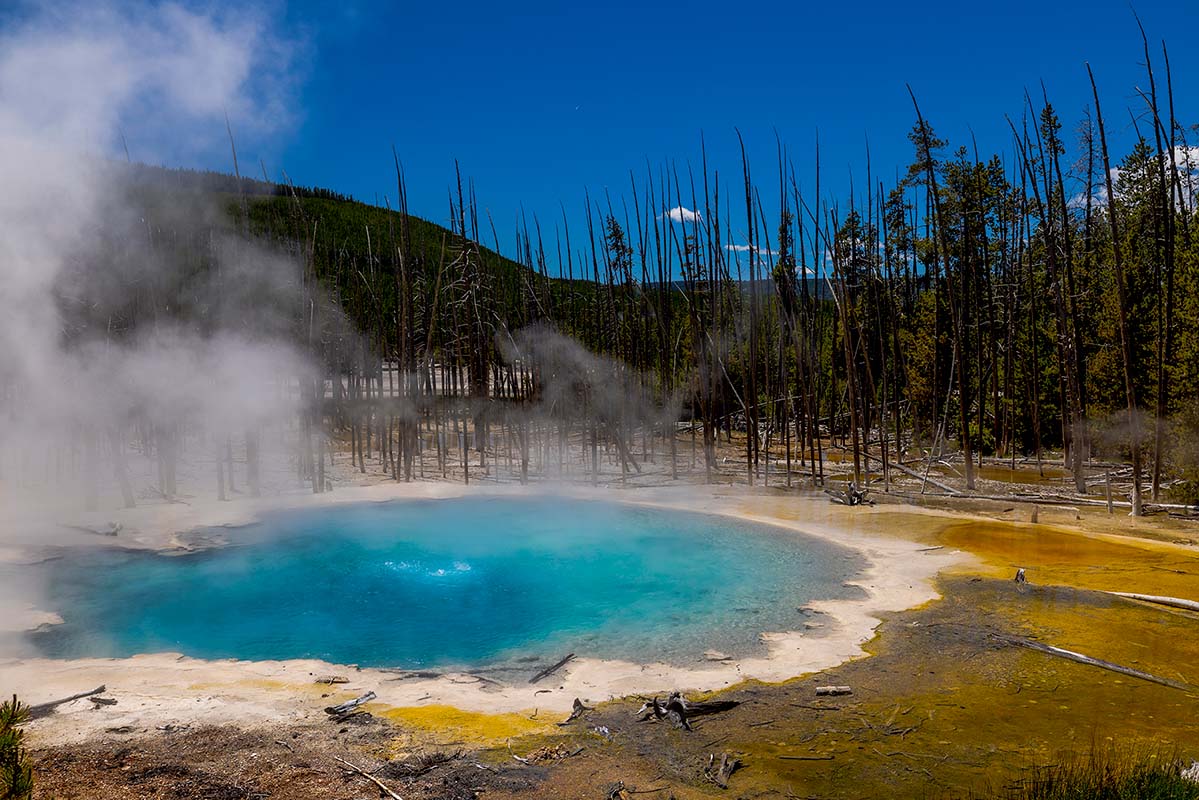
top-left (0, 2), bottom-right (309, 525)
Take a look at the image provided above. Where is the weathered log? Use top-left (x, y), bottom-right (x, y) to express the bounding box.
top-left (324, 690), bottom-right (376, 716)
top-left (314, 675), bottom-right (349, 685)
top-left (529, 653), bottom-right (575, 684)
top-left (996, 634), bottom-right (1192, 691)
top-left (815, 686), bottom-right (852, 696)
top-left (636, 692), bottom-right (740, 731)
top-left (1109, 592), bottom-right (1199, 613)
top-left (868, 450), bottom-right (959, 494)
top-left (28, 685), bottom-right (107, 719)
top-left (778, 753), bottom-right (835, 761)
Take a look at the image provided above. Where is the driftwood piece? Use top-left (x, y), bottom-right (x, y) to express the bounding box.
top-left (997, 634), bottom-right (1192, 691)
top-left (815, 686), bottom-right (852, 696)
top-left (332, 755), bottom-right (403, 800)
top-left (779, 753), bottom-right (835, 761)
top-left (314, 675), bottom-right (349, 684)
top-left (324, 690), bottom-right (376, 716)
top-left (826, 482), bottom-right (873, 506)
top-left (704, 752), bottom-right (741, 789)
top-left (28, 685), bottom-right (106, 719)
top-left (529, 653), bottom-right (575, 684)
top-left (1109, 591), bottom-right (1199, 613)
top-left (636, 692), bottom-right (740, 731)
top-left (558, 697), bottom-right (592, 726)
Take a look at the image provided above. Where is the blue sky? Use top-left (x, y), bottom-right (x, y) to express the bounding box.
top-left (110, 1), bottom-right (1199, 267)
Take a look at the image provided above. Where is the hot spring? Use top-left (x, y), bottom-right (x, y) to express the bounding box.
top-left (30, 497), bottom-right (867, 671)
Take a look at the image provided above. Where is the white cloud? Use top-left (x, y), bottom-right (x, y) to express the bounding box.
top-left (661, 205), bottom-right (703, 224)
top-left (725, 243), bottom-right (777, 257)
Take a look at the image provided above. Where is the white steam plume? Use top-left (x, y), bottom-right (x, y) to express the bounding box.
top-left (0, 2), bottom-right (312, 527)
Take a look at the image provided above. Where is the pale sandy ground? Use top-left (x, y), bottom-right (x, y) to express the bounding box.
top-left (1, 478), bottom-right (975, 746)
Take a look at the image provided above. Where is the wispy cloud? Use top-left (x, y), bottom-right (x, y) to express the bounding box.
top-left (725, 243), bottom-right (777, 257)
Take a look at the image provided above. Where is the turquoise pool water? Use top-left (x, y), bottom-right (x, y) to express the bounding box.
top-left (31, 497), bottom-right (865, 671)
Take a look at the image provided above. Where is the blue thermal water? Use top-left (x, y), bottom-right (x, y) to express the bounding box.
top-left (31, 497), bottom-right (866, 671)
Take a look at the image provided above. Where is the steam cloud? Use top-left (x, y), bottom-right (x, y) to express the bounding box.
top-left (0, 2), bottom-right (310, 526)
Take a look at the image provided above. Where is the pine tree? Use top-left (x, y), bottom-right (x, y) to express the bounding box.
top-left (0, 696), bottom-right (32, 800)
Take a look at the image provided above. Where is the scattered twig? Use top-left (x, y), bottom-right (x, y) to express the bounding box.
top-left (332, 755), bottom-right (403, 800)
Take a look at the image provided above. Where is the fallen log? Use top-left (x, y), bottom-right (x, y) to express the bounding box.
top-left (28, 685), bottom-right (106, 719)
top-left (1108, 592), bottom-right (1199, 614)
top-left (324, 690), bottom-right (376, 716)
top-left (849, 448), bottom-right (961, 495)
top-left (996, 634), bottom-right (1192, 691)
top-left (815, 686), bottom-right (852, 696)
top-left (529, 653), bottom-right (575, 684)
top-left (891, 460), bottom-right (961, 496)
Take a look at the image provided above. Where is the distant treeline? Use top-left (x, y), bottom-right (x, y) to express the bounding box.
top-left (117, 161), bottom-right (353, 203)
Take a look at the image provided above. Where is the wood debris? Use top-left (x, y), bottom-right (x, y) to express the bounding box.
top-left (313, 675), bottom-right (349, 684)
top-left (332, 755), bottom-right (403, 800)
top-left (635, 692), bottom-right (740, 731)
top-left (704, 752), bottom-right (741, 788)
top-left (559, 697), bottom-right (593, 725)
top-left (529, 653), bottom-right (575, 684)
top-left (28, 685), bottom-right (107, 719)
